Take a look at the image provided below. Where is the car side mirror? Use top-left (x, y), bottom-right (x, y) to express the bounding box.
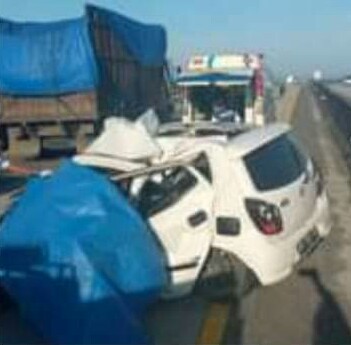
top-left (216, 217), bottom-right (241, 236)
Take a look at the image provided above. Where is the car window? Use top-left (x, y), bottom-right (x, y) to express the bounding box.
top-left (136, 167), bottom-right (198, 217)
top-left (244, 133), bottom-right (307, 191)
top-left (191, 153), bottom-right (212, 183)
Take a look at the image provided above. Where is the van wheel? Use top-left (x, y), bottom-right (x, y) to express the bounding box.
top-left (196, 249), bottom-right (257, 301)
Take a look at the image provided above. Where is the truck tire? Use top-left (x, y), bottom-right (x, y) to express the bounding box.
top-left (0, 125), bottom-right (9, 151)
top-left (196, 249), bottom-right (257, 301)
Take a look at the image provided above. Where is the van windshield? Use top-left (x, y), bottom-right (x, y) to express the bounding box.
top-left (244, 133), bottom-right (307, 191)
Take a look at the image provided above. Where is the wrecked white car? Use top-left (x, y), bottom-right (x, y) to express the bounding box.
top-left (75, 118), bottom-right (332, 299)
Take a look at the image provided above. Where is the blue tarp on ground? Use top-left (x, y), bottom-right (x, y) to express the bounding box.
top-left (0, 161), bottom-right (167, 344)
top-left (0, 17), bottom-right (98, 96)
top-left (0, 5), bottom-right (167, 96)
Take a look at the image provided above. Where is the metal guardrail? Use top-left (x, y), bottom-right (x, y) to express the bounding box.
top-left (314, 83), bottom-right (351, 171)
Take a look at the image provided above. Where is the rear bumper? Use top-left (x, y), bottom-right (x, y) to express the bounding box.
top-left (254, 191), bottom-right (332, 285)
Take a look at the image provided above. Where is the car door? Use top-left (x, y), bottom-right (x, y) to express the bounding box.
top-left (133, 165), bottom-right (214, 298)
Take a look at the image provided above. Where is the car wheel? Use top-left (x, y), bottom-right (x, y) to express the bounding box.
top-left (196, 249), bottom-right (257, 301)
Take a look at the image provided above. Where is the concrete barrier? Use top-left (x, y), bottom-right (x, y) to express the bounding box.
top-left (275, 85), bottom-right (301, 124)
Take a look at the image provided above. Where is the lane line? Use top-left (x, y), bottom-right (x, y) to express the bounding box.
top-left (196, 302), bottom-right (231, 345)
top-left (311, 95), bottom-right (322, 123)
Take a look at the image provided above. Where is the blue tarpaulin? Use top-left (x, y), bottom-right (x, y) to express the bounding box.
top-left (87, 5), bottom-right (167, 67)
top-left (0, 161), bottom-right (167, 344)
top-left (0, 17), bottom-right (98, 96)
top-left (0, 5), bottom-right (167, 96)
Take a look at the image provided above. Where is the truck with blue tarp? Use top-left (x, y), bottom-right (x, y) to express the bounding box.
top-left (0, 5), bottom-right (169, 152)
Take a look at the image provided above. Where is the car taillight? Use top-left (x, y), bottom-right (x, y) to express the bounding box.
top-left (245, 198), bottom-right (283, 236)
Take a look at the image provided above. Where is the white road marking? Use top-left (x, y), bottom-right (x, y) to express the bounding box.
top-left (311, 95), bottom-right (322, 122)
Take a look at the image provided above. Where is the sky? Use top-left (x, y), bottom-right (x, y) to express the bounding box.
top-left (0, 0), bottom-right (351, 79)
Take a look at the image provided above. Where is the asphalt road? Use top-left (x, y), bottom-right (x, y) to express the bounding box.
top-left (240, 85), bottom-right (351, 344)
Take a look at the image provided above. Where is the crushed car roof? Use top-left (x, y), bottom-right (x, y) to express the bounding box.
top-left (74, 117), bottom-right (162, 171)
top-left (158, 121), bottom-right (291, 158)
top-left (227, 122), bottom-right (291, 158)
top-left (75, 118), bottom-right (291, 173)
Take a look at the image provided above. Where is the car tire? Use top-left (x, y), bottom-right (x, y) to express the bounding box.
top-left (196, 249), bottom-right (257, 301)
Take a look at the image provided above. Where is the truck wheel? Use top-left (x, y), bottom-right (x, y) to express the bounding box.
top-left (0, 125), bottom-right (9, 151)
top-left (196, 249), bottom-right (257, 301)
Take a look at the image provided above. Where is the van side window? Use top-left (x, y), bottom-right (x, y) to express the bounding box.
top-left (192, 153), bottom-right (212, 183)
top-left (137, 167), bottom-right (197, 217)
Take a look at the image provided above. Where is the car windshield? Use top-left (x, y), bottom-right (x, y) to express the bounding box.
top-left (244, 133), bottom-right (307, 191)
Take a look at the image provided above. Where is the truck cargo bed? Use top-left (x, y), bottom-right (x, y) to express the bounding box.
top-left (0, 92), bottom-right (97, 125)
